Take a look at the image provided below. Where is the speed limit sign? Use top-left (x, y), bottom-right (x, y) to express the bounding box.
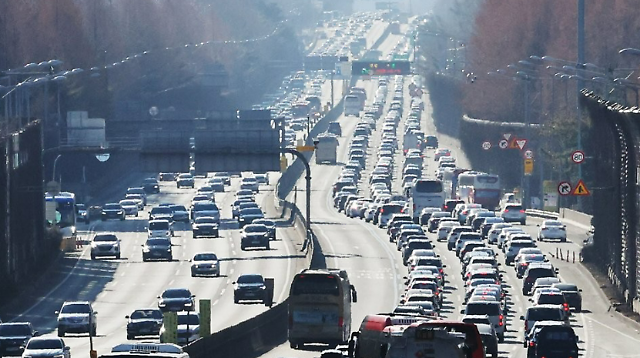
top-left (482, 141), bottom-right (492, 151)
top-left (571, 150), bottom-right (585, 164)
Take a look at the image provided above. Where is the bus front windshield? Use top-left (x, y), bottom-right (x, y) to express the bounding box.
top-left (292, 275), bottom-right (340, 296)
top-left (57, 200), bottom-right (76, 228)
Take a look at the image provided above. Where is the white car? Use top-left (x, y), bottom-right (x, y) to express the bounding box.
top-left (240, 177), bottom-right (260, 192)
top-left (125, 194), bottom-right (145, 210)
top-left (148, 219), bottom-right (174, 238)
top-left (537, 220), bottom-right (567, 242)
top-left (159, 312), bottom-right (200, 345)
top-left (118, 199), bottom-right (139, 217)
top-left (56, 301), bottom-right (97, 337)
top-left (90, 233), bottom-right (121, 260)
top-left (437, 221), bottom-right (460, 241)
top-left (190, 252), bottom-right (220, 277)
top-left (22, 337), bottom-right (70, 358)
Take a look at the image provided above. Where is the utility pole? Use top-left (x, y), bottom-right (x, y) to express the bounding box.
top-left (576, 0), bottom-right (585, 210)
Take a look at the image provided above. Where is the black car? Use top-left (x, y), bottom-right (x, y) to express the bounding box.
top-left (442, 199), bottom-right (464, 213)
top-left (233, 274), bottom-right (266, 303)
top-left (143, 178), bottom-right (160, 194)
top-left (75, 204), bottom-right (90, 224)
top-left (327, 122), bottom-right (342, 136)
top-left (125, 309), bottom-right (163, 339)
top-left (252, 219), bottom-right (276, 240)
top-left (240, 224), bottom-right (270, 250)
top-left (528, 324), bottom-right (578, 358)
top-left (142, 237), bottom-right (173, 262)
top-left (192, 217), bottom-right (219, 238)
top-left (157, 288), bottom-right (195, 312)
top-left (551, 283), bottom-right (583, 312)
top-left (522, 263), bottom-right (557, 295)
top-left (0, 323), bottom-right (38, 356)
top-left (238, 207), bottom-right (264, 228)
top-left (101, 203), bottom-right (125, 221)
top-left (476, 323), bottom-right (498, 358)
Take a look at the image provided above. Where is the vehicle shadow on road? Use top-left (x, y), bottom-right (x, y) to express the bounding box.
top-left (217, 254), bottom-right (306, 262)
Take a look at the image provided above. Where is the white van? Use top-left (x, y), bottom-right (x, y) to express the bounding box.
top-left (344, 95), bottom-right (361, 117)
top-left (148, 219), bottom-right (174, 237)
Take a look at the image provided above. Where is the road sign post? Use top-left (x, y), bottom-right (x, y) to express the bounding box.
top-left (199, 299), bottom-right (211, 336)
top-left (162, 311), bottom-right (178, 344)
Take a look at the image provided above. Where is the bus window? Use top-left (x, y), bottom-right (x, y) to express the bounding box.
top-left (415, 180), bottom-right (443, 193)
top-left (291, 275), bottom-right (340, 296)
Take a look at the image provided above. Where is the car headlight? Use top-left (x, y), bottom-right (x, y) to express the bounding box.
top-left (113, 244), bottom-right (119, 248)
top-left (54, 354), bottom-right (65, 358)
top-left (143, 247), bottom-right (150, 252)
top-left (158, 302), bottom-right (166, 307)
top-left (23, 355), bottom-right (33, 358)
top-left (184, 302), bottom-right (193, 306)
top-left (166, 248), bottom-right (171, 252)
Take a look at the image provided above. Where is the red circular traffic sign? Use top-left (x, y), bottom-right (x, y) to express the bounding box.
top-left (558, 181), bottom-right (572, 196)
top-left (482, 141), bottom-right (492, 151)
top-left (571, 150), bottom-right (585, 164)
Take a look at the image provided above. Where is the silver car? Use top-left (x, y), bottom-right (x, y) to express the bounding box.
top-left (537, 220), bottom-right (567, 242)
top-left (500, 203), bottom-right (526, 225)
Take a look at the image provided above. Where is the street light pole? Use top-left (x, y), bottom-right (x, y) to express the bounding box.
top-left (281, 148), bottom-right (312, 250)
top-left (52, 154), bottom-right (62, 182)
top-left (576, 0), bottom-right (585, 210)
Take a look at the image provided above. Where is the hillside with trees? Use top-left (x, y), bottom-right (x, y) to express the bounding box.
top-left (0, 0), bottom-right (315, 120)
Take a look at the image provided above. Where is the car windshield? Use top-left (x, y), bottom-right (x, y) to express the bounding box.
top-left (104, 203), bottom-right (120, 210)
top-left (151, 207), bottom-right (173, 214)
top-left (120, 200), bottom-right (137, 206)
top-left (61, 303), bottom-right (90, 314)
top-left (149, 221), bottom-right (169, 230)
top-left (177, 314), bottom-right (200, 325)
top-left (254, 220), bottom-right (275, 227)
top-left (0, 324), bottom-right (31, 336)
top-left (215, 172), bottom-right (230, 177)
top-left (538, 295), bottom-right (565, 305)
top-left (130, 310), bottom-right (163, 320)
top-left (194, 253), bottom-right (217, 261)
top-left (178, 174), bottom-right (193, 179)
top-left (144, 179), bottom-right (157, 184)
top-left (94, 234), bottom-right (117, 242)
top-left (465, 304), bottom-right (499, 315)
top-left (529, 308), bottom-right (562, 320)
top-left (147, 239), bottom-right (170, 246)
top-left (170, 205), bottom-right (187, 212)
top-left (194, 203), bottom-right (218, 211)
top-left (241, 208), bottom-right (262, 215)
top-left (245, 225), bottom-right (268, 233)
top-left (195, 217), bottom-right (217, 224)
top-left (238, 275), bottom-right (264, 284)
top-left (26, 339), bottom-right (63, 350)
top-left (162, 289), bottom-right (191, 298)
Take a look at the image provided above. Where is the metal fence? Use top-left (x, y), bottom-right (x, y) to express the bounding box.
top-left (581, 91), bottom-right (639, 305)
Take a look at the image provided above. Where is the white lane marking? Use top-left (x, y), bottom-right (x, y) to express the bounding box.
top-left (220, 288), bottom-right (226, 296)
top-left (10, 223), bottom-right (98, 321)
top-left (226, 278), bottom-right (231, 285)
top-left (229, 268), bottom-right (234, 275)
top-left (213, 299), bottom-right (219, 306)
top-left (168, 279), bottom-right (175, 285)
top-left (232, 250), bottom-right (237, 256)
top-left (585, 316), bottom-right (640, 343)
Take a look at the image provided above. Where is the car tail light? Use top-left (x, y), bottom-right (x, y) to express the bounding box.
top-left (529, 341), bottom-right (535, 347)
top-left (541, 228), bottom-right (547, 231)
top-left (504, 209), bottom-right (510, 212)
top-left (524, 321), bottom-right (528, 331)
top-left (520, 210), bottom-right (525, 213)
top-left (380, 209), bottom-right (385, 213)
top-left (563, 303), bottom-right (570, 311)
top-left (338, 316), bottom-right (344, 327)
top-left (439, 268), bottom-right (444, 273)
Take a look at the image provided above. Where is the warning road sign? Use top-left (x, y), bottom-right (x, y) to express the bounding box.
top-left (482, 141), bottom-right (492, 150)
top-left (572, 179), bottom-right (590, 196)
top-left (558, 181), bottom-right (572, 196)
top-left (571, 150), bottom-right (585, 164)
top-left (508, 138), bottom-right (520, 149)
top-left (503, 133), bottom-right (512, 140)
top-left (498, 139), bottom-right (509, 149)
top-left (516, 139), bottom-right (528, 150)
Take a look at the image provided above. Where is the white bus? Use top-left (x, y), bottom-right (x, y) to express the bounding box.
top-left (344, 95), bottom-right (361, 117)
top-left (288, 269), bottom-right (357, 349)
top-left (408, 179), bottom-right (446, 223)
top-left (457, 172), bottom-right (502, 210)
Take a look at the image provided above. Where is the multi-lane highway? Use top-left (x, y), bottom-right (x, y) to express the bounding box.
top-left (265, 28), bottom-right (640, 358)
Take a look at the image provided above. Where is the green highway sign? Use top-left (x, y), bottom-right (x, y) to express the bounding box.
top-left (351, 61), bottom-right (411, 76)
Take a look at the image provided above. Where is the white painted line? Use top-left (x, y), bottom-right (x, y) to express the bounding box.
top-left (226, 279), bottom-right (231, 285)
top-left (229, 268), bottom-right (234, 275)
top-left (169, 279), bottom-right (175, 285)
top-left (220, 288), bottom-right (226, 296)
top-left (213, 299), bottom-right (219, 306)
top-left (586, 316), bottom-right (640, 343)
top-left (232, 250), bottom-right (237, 256)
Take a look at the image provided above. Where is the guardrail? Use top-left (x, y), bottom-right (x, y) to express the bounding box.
top-left (526, 208), bottom-right (592, 228)
top-left (525, 209), bottom-right (559, 220)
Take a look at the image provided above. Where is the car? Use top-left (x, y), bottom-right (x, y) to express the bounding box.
top-left (142, 237), bottom-right (173, 261)
top-left (238, 207), bottom-right (264, 227)
top-left (255, 173), bottom-right (270, 185)
top-left (233, 274), bottom-right (266, 303)
top-left (537, 219), bottom-right (567, 241)
top-left (126, 187), bottom-right (148, 206)
top-left (56, 301), bottom-right (97, 336)
top-left (176, 173), bottom-right (195, 188)
top-left (213, 172), bottom-right (231, 185)
top-left (159, 311), bottom-right (200, 345)
top-left (207, 178), bottom-right (225, 192)
top-left (527, 322), bottom-right (578, 358)
top-left (240, 177), bottom-right (260, 192)
top-left (433, 148), bottom-right (451, 161)
top-left (191, 201), bottom-right (220, 222)
top-left (125, 194), bottom-right (145, 210)
top-left (522, 263), bottom-right (558, 295)
top-left (169, 205), bottom-right (189, 222)
top-left (125, 308), bottom-right (163, 339)
top-left (521, 305), bottom-right (570, 340)
top-left (0, 322), bottom-right (38, 356)
top-left (157, 288), bottom-right (195, 312)
top-left (119, 199), bottom-right (139, 217)
top-left (196, 186), bottom-right (215, 200)
top-left (190, 252), bottom-right (220, 277)
top-left (75, 203), bottom-right (90, 223)
top-left (240, 224), bottom-right (270, 250)
top-left (192, 217), bottom-right (219, 238)
top-left (327, 121), bottom-right (342, 136)
top-left (22, 337), bottom-right (70, 358)
top-left (551, 283), bottom-right (583, 312)
top-left (461, 301), bottom-right (505, 342)
top-left (148, 219), bottom-right (174, 237)
top-left (149, 206), bottom-right (174, 221)
top-left (515, 253), bottom-right (547, 278)
top-left (475, 323), bottom-right (499, 358)
top-left (159, 172), bottom-right (176, 181)
top-left (252, 218), bottom-right (276, 240)
top-left (142, 178), bottom-right (160, 194)
top-left (504, 239), bottom-right (536, 265)
top-left (90, 233), bottom-right (121, 260)
top-left (500, 203), bottom-right (526, 224)
top-left (101, 203), bottom-right (125, 221)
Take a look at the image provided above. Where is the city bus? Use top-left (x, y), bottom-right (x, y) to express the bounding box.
top-left (288, 269), bottom-right (357, 349)
top-left (408, 179), bottom-right (445, 223)
top-left (45, 191), bottom-right (77, 240)
top-left (457, 172), bottom-right (501, 210)
top-left (344, 95), bottom-right (362, 117)
top-left (349, 320), bottom-right (485, 358)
